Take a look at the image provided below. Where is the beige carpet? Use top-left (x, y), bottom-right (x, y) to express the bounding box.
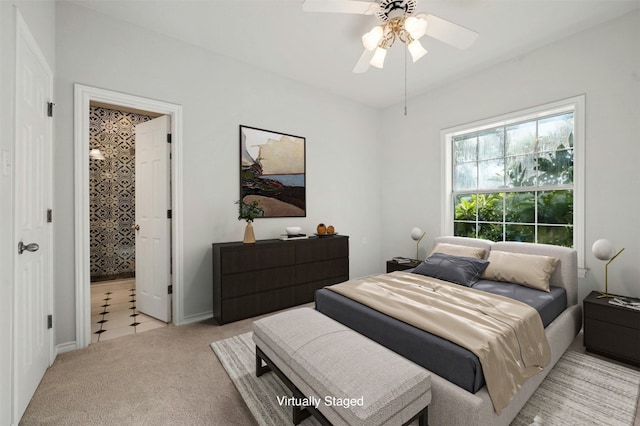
top-left (20, 306), bottom-right (640, 426)
top-left (19, 315), bottom-right (260, 425)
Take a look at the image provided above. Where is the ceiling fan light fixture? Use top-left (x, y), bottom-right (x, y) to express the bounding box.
top-left (362, 25), bottom-right (384, 50)
top-left (407, 39), bottom-right (428, 62)
top-left (370, 46), bottom-right (387, 68)
top-left (303, 0), bottom-right (479, 74)
top-left (89, 148), bottom-right (105, 160)
top-left (404, 16), bottom-right (428, 39)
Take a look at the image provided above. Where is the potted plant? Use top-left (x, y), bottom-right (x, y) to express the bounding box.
top-left (236, 199), bottom-right (262, 243)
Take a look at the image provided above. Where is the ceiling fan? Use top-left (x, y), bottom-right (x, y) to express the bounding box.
top-left (302, 0), bottom-right (479, 73)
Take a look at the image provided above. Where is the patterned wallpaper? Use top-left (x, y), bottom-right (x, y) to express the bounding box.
top-left (89, 106), bottom-right (152, 281)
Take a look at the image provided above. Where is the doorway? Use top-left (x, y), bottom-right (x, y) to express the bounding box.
top-left (88, 104), bottom-right (168, 342)
top-left (74, 84), bottom-right (184, 349)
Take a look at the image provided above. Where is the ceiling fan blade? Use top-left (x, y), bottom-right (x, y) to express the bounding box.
top-left (421, 13), bottom-right (479, 50)
top-left (352, 48), bottom-right (374, 73)
top-left (303, 0), bottom-right (380, 15)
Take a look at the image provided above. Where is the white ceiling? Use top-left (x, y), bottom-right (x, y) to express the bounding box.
top-left (68, 0), bottom-right (639, 108)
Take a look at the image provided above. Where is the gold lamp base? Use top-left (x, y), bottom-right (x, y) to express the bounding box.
top-left (597, 292), bottom-right (617, 299)
top-left (596, 247), bottom-right (625, 299)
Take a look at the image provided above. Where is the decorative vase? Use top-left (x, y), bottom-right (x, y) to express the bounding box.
top-left (243, 222), bottom-right (256, 244)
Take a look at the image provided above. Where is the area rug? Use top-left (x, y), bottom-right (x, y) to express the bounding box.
top-left (512, 350), bottom-right (640, 426)
top-left (211, 332), bottom-right (640, 426)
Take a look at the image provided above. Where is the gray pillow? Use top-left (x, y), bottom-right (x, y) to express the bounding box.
top-left (412, 253), bottom-right (489, 287)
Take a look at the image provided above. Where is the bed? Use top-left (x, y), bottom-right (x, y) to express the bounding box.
top-left (315, 236), bottom-right (582, 426)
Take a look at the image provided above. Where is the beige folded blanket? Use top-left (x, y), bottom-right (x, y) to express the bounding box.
top-left (327, 271), bottom-right (551, 414)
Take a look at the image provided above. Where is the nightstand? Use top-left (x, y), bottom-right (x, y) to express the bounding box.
top-left (386, 259), bottom-right (421, 273)
top-left (583, 290), bottom-right (640, 367)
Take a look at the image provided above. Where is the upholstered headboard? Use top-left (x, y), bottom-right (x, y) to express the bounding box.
top-left (432, 236), bottom-right (493, 259)
top-left (433, 236), bottom-right (578, 306)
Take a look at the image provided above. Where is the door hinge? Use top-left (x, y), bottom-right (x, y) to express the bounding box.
top-left (167, 209), bottom-right (172, 219)
top-left (47, 102), bottom-right (55, 117)
top-left (47, 209), bottom-right (52, 223)
top-left (167, 134), bottom-right (172, 143)
top-left (47, 314), bottom-right (53, 329)
top-left (168, 285), bottom-right (173, 295)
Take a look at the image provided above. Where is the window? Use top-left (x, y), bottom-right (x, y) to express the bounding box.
top-left (442, 96), bottom-right (585, 268)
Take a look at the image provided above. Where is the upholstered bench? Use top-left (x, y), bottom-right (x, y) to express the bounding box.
top-left (253, 307), bottom-right (431, 426)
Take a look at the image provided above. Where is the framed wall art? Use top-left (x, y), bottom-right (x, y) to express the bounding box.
top-left (240, 125), bottom-right (306, 218)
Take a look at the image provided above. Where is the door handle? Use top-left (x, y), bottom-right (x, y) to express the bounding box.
top-left (18, 242), bottom-right (39, 255)
top-left (132, 224), bottom-right (140, 231)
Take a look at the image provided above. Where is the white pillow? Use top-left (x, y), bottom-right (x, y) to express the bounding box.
top-left (430, 243), bottom-right (486, 259)
top-left (481, 251), bottom-right (560, 292)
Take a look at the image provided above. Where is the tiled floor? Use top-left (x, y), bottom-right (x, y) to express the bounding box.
top-left (91, 278), bottom-right (167, 343)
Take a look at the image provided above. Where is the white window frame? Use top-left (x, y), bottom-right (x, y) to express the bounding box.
top-left (441, 95), bottom-right (586, 273)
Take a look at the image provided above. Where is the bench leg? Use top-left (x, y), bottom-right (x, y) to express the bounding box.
top-left (255, 346), bottom-right (332, 426)
top-left (292, 405), bottom-right (312, 425)
top-left (255, 347), bottom-right (271, 377)
top-left (419, 406), bottom-right (429, 426)
top-left (402, 406), bottom-right (428, 426)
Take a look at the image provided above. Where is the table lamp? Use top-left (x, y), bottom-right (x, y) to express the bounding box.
top-left (410, 227), bottom-right (426, 260)
top-left (592, 238), bottom-right (625, 298)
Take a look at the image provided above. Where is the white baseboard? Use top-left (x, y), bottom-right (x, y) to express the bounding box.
top-left (55, 341), bottom-right (78, 355)
top-left (181, 311), bottom-right (213, 325)
top-left (54, 312), bottom-right (213, 353)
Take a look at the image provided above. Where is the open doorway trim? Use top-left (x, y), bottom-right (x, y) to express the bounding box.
top-left (73, 84), bottom-right (184, 349)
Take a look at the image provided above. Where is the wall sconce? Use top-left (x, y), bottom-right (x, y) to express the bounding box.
top-left (592, 238), bottom-right (625, 298)
top-left (89, 148), bottom-right (105, 160)
top-left (410, 227), bottom-right (426, 260)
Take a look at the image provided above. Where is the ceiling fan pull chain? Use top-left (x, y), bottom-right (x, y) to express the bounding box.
top-left (404, 47), bottom-right (408, 116)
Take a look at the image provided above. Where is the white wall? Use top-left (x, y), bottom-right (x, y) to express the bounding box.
top-left (54, 2), bottom-right (383, 346)
top-left (0, 1), bottom-right (55, 423)
top-left (46, 1), bottom-right (640, 350)
top-left (380, 10), bottom-right (640, 301)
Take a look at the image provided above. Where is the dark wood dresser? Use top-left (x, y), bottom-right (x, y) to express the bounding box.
top-left (212, 236), bottom-right (349, 324)
top-left (583, 290), bottom-right (640, 366)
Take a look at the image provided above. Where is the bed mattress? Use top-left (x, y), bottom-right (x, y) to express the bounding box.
top-left (470, 280), bottom-right (566, 328)
top-left (314, 279), bottom-right (566, 394)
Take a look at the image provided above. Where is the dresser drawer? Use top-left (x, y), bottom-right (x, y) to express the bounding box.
top-left (583, 290), bottom-right (640, 367)
top-left (295, 237), bottom-right (348, 263)
top-left (295, 258), bottom-right (349, 284)
top-left (221, 267), bottom-right (296, 299)
top-left (219, 243), bottom-right (295, 274)
top-left (584, 317), bottom-right (640, 364)
top-left (584, 299), bottom-right (638, 329)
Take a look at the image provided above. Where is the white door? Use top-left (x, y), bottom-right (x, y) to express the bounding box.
top-left (13, 12), bottom-right (53, 422)
top-left (135, 116), bottom-right (171, 322)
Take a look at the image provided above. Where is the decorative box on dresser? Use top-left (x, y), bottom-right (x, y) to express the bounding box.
top-left (583, 290), bottom-right (640, 367)
top-left (212, 235), bottom-right (349, 324)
